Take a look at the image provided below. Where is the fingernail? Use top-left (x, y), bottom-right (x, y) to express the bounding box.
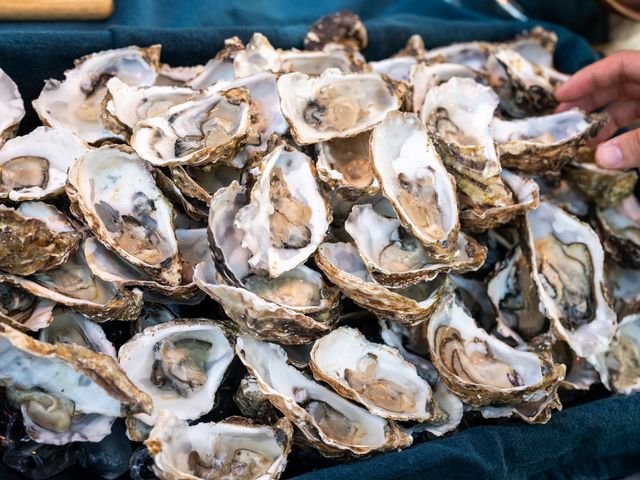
top-left (596, 141), bottom-right (623, 169)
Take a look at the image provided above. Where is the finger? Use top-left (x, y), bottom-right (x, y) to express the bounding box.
top-left (595, 127), bottom-right (640, 170)
top-left (555, 82), bottom-right (640, 113)
top-left (555, 50), bottom-right (640, 103)
top-left (589, 98), bottom-right (640, 145)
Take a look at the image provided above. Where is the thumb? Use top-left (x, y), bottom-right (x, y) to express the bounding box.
top-left (595, 129), bottom-right (640, 170)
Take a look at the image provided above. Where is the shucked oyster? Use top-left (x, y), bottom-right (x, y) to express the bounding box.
top-left (0, 284), bottom-right (55, 332)
top-left (427, 286), bottom-right (564, 408)
top-left (0, 126), bottom-right (88, 202)
top-left (186, 36), bottom-right (244, 89)
top-left (491, 109), bottom-right (607, 176)
top-left (119, 320), bottom-right (234, 439)
top-left (147, 412), bottom-right (293, 480)
top-left (235, 139), bottom-right (331, 277)
top-left (310, 327), bottom-right (438, 421)
top-left (368, 36), bottom-right (426, 82)
top-left (0, 67), bottom-right (25, 143)
top-left (525, 202), bottom-right (617, 358)
top-left (33, 45), bottom-right (160, 144)
top-left (236, 334), bottom-right (412, 456)
top-left (605, 313), bottom-right (640, 395)
top-left (278, 69), bottom-right (401, 145)
top-left (371, 111), bottom-right (459, 258)
top-left (345, 203), bottom-right (486, 288)
top-left (315, 242), bottom-right (445, 327)
top-left (0, 202), bottom-right (81, 276)
top-left (131, 87), bottom-right (251, 167)
top-left (170, 162), bottom-right (243, 205)
top-left (595, 195), bottom-right (640, 268)
top-left (0, 323), bottom-right (151, 445)
top-left (410, 62), bottom-right (479, 115)
top-left (67, 145), bottom-right (182, 286)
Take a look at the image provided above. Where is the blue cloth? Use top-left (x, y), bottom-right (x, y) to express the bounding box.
top-left (1, 2), bottom-right (637, 479)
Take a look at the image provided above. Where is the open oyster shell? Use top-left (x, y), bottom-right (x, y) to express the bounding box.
top-left (0, 323), bottom-right (151, 444)
top-left (146, 411), bottom-right (293, 480)
top-left (606, 313), bottom-right (640, 395)
top-left (0, 67), bottom-right (25, 143)
top-left (423, 40), bottom-right (493, 70)
top-left (131, 87), bottom-right (251, 167)
top-left (235, 139), bottom-right (331, 277)
top-left (310, 327), bottom-right (437, 421)
top-left (170, 162), bottom-right (243, 205)
top-left (345, 203), bottom-right (486, 288)
top-left (368, 35), bottom-right (425, 82)
top-left (410, 62), bottom-right (479, 115)
top-left (315, 242), bottom-right (445, 326)
top-left (277, 69), bottom-right (401, 145)
top-left (119, 320), bottom-right (234, 439)
top-left (0, 284), bottom-right (55, 332)
top-left (595, 195), bottom-right (640, 268)
top-left (236, 334), bottom-right (412, 456)
top-left (0, 126), bottom-right (88, 202)
top-left (524, 202), bottom-right (617, 358)
top-left (186, 37), bottom-right (244, 89)
top-left (156, 63), bottom-right (204, 86)
top-left (491, 109), bottom-right (607, 176)
top-left (0, 244), bottom-right (143, 322)
top-left (0, 202), bottom-right (81, 275)
top-left (371, 111), bottom-right (459, 258)
top-left (427, 286), bottom-right (564, 407)
top-left (33, 45), bottom-right (160, 144)
top-left (304, 10), bottom-right (368, 51)
top-left (67, 145), bottom-right (182, 286)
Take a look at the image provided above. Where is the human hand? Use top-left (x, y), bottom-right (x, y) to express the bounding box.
top-left (555, 50), bottom-right (640, 170)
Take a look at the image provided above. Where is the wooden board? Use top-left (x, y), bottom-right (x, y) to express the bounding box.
top-left (0, 0), bottom-right (113, 21)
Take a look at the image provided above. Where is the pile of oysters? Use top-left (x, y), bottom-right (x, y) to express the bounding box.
top-left (0, 10), bottom-right (639, 480)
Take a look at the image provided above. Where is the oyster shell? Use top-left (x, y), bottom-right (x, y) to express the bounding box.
top-left (368, 36), bottom-right (424, 82)
top-left (423, 41), bottom-right (493, 70)
top-left (310, 327), bottom-right (437, 421)
top-left (491, 109), bottom-right (607, 175)
top-left (525, 202), bottom-right (617, 358)
top-left (0, 67), bottom-right (25, 143)
top-left (606, 313), bottom-right (640, 395)
top-left (315, 242), bottom-right (445, 327)
top-left (67, 145), bottom-right (182, 286)
top-left (146, 411), bottom-right (293, 480)
top-left (170, 163), bottom-right (243, 205)
top-left (595, 195), bottom-right (640, 268)
top-left (102, 77), bottom-right (195, 137)
top-left (131, 87), bottom-right (251, 167)
top-left (277, 69), bottom-right (401, 145)
top-left (0, 323), bottom-right (151, 444)
top-left (427, 286), bottom-right (564, 407)
top-left (607, 261), bottom-right (640, 318)
top-left (33, 45), bottom-right (160, 144)
top-left (236, 334), bottom-right (412, 456)
top-left (235, 140), bottom-right (331, 277)
top-left (371, 111), bottom-right (459, 258)
top-left (0, 284), bottom-right (55, 332)
top-left (345, 203), bottom-right (486, 287)
top-left (119, 320), bottom-right (234, 438)
top-left (0, 126), bottom-right (88, 201)
top-left (0, 202), bottom-right (81, 275)
top-left (304, 10), bottom-right (367, 51)
top-left (410, 62), bottom-right (479, 115)
top-left (186, 36), bottom-right (244, 89)
top-left (156, 63), bottom-right (204, 86)
top-left (505, 27), bottom-right (556, 68)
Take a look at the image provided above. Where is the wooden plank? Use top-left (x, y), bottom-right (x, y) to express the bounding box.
top-left (0, 0), bottom-right (113, 21)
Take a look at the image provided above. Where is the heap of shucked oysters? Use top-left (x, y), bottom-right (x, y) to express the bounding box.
top-left (0, 10), bottom-right (638, 480)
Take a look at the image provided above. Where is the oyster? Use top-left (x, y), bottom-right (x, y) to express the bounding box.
top-left (67, 145), bottom-right (182, 286)
top-left (0, 202), bottom-right (81, 275)
top-left (345, 203), bottom-right (486, 287)
top-left (170, 163), bottom-right (243, 205)
top-left (606, 314), bottom-right (640, 395)
top-left (187, 36), bottom-right (244, 89)
top-left (119, 320), bottom-right (234, 438)
top-left (427, 286), bottom-right (564, 407)
top-left (491, 109), bottom-right (607, 175)
top-left (595, 195), bottom-right (640, 268)
top-left (315, 242), bottom-right (446, 326)
top-left (423, 41), bottom-right (493, 70)
top-left (459, 170), bottom-right (539, 233)
top-left (156, 63), bottom-right (204, 86)
top-left (131, 87), bottom-right (251, 167)
top-left (505, 27), bottom-right (557, 67)
top-left (304, 10), bottom-right (368, 51)
top-left (146, 411), bottom-right (293, 480)
top-left (0, 244), bottom-right (143, 322)
top-left (525, 202), bottom-right (617, 358)
top-left (0, 67), bottom-right (25, 142)
top-left (0, 284), bottom-right (55, 332)
top-left (235, 140), bottom-right (331, 277)
top-left (607, 262), bottom-right (640, 318)
top-left (310, 327), bottom-right (437, 421)
top-left (135, 303), bottom-right (179, 333)
top-left (0, 323), bottom-right (151, 444)
top-left (0, 126), bottom-right (88, 201)
top-left (564, 148), bottom-right (637, 209)
top-left (371, 111), bottom-right (459, 258)
top-left (277, 69), bottom-right (400, 145)
top-left (368, 36), bottom-right (425, 82)
top-left (40, 307), bottom-right (116, 358)
top-left (236, 334), bottom-right (412, 456)
top-left (33, 45), bottom-right (160, 144)
top-left (234, 33), bottom-right (358, 79)
top-left (102, 77), bottom-right (195, 137)
top-left (410, 62), bottom-right (478, 114)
